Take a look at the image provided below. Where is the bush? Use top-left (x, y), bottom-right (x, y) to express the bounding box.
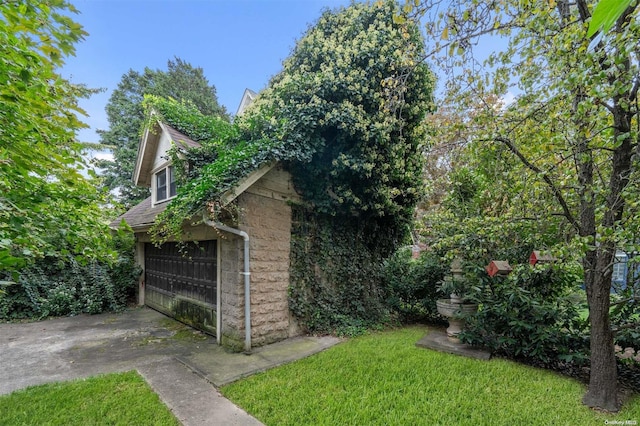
top-left (0, 256), bottom-right (140, 321)
top-left (608, 279), bottom-right (640, 350)
top-left (381, 248), bottom-right (447, 323)
top-left (460, 263), bottom-right (588, 365)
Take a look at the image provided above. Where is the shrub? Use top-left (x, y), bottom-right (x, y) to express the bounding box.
top-left (460, 263), bottom-right (588, 365)
top-left (0, 256), bottom-right (140, 321)
top-left (381, 248), bottom-right (447, 323)
top-left (611, 286), bottom-right (640, 350)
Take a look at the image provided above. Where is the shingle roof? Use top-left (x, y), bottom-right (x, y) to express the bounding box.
top-left (116, 122), bottom-right (203, 231)
top-left (109, 196), bottom-right (168, 230)
top-left (164, 124), bottom-right (200, 149)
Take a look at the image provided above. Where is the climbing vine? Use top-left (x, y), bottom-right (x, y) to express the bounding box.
top-left (267, 1), bottom-right (435, 332)
top-left (148, 2), bottom-right (435, 331)
top-left (288, 207), bottom-right (391, 335)
top-left (143, 95), bottom-right (236, 145)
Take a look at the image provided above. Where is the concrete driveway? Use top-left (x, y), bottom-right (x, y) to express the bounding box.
top-left (0, 307), bottom-right (340, 425)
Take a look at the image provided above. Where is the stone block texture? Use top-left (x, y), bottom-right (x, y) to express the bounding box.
top-left (220, 166), bottom-right (301, 349)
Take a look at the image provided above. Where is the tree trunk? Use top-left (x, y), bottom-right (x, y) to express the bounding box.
top-left (582, 247), bottom-right (619, 412)
top-left (581, 99), bottom-right (632, 412)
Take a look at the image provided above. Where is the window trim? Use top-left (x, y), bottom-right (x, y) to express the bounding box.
top-left (152, 164), bottom-right (177, 205)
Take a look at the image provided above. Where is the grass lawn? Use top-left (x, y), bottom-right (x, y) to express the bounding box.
top-left (0, 371), bottom-right (179, 426)
top-left (222, 326), bottom-right (640, 426)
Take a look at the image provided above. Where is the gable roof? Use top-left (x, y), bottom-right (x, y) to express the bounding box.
top-left (235, 88), bottom-right (258, 116)
top-left (218, 161), bottom-right (276, 206)
top-left (164, 124), bottom-right (200, 149)
top-left (132, 119), bottom-right (200, 187)
top-left (113, 90), bottom-right (290, 232)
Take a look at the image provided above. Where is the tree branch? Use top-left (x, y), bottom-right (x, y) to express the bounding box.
top-left (496, 136), bottom-right (581, 233)
top-left (610, 296), bottom-right (640, 307)
top-left (613, 321), bottom-right (640, 334)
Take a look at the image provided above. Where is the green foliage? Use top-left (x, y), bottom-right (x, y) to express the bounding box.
top-left (145, 95), bottom-right (236, 145)
top-left (446, 166), bottom-right (483, 213)
top-left (0, 0), bottom-right (120, 276)
top-left (0, 254), bottom-right (140, 321)
top-left (381, 247), bottom-right (447, 322)
top-left (460, 263), bottom-right (588, 365)
top-left (424, 213), bottom-right (561, 271)
top-left (256, 1), bottom-right (435, 223)
top-left (97, 57), bottom-right (228, 208)
top-left (288, 208), bottom-right (390, 335)
top-left (0, 229), bottom-right (140, 321)
top-left (420, 122), bottom-right (567, 268)
top-left (610, 285), bottom-right (640, 350)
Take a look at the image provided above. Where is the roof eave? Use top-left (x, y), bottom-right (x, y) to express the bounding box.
top-left (133, 119), bottom-right (162, 187)
top-left (218, 161), bottom-right (277, 206)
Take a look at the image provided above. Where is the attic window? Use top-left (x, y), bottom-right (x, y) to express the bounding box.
top-left (155, 166), bottom-right (176, 203)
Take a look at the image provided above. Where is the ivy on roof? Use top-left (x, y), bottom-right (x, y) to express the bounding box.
top-left (143, 95), bottom-right (236, 145)
top-left (144, 95), bottom-right (305, 241)
top-left (148, 0), bottom-right (434, 244)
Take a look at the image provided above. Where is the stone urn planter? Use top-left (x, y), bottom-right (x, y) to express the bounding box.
top-left (436, 298), bottom-right (478, 341)
top-left (416, 257), bottom-right (490, 360)
top-left (436, 258), bottom-right (478, 342)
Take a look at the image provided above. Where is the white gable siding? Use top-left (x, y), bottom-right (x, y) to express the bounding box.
top-left (152, 130), bottom-right (174, 171)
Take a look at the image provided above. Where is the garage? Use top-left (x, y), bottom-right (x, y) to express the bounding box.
top-left (111, 114), bottom-right (303, 349)
top-left (144, 240), bottom-right (217, 334)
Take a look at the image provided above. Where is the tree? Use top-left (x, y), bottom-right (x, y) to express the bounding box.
top-left (97, 57), bottom-right (228, 209)
top-left (411, 0), bottom-right (639, 411)
top-left (0, 0), bottom-right (114, 275)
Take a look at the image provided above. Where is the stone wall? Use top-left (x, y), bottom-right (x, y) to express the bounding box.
top-left (227, 166), bottom-right (301, 348)
top-left (239, 191), bottom-right (295, 346)
top-left (219, 234), bottom-right (244, 350)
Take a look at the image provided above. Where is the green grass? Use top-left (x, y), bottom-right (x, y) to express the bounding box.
top-left (222, 326), bottom-right (640, 426)
top-left (0, 371), bottom-right (179, 426)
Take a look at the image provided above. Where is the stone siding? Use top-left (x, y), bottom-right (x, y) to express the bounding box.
top-left (135, 165), bottom-right (301, 351)
top-left (219, 235), bottom-right (244, 350)
top-left (239, 190), bottom-right (295, 346)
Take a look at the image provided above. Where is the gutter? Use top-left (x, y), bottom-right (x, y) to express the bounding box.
top-left (202, 215), bottom-right (252, 353)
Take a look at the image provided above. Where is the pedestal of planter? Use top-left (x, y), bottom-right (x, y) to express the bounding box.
top-left (436, 299), bottom-right (478, 341)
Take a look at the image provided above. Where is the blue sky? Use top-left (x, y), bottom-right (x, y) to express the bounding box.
top-left (62, 0), bottom-right (352, 147)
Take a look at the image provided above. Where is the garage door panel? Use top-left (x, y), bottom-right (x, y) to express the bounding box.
top-left (145, 240), bottom-right (217, 309)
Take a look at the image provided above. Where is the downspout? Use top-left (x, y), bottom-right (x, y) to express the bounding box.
top-left (203, 215), bottom-right (252, 353)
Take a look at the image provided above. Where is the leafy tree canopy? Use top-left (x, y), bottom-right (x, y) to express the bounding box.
top-left (98, 57), bottom-right (228, 209)
top-left (0, 0), bottom-right (116, 276)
